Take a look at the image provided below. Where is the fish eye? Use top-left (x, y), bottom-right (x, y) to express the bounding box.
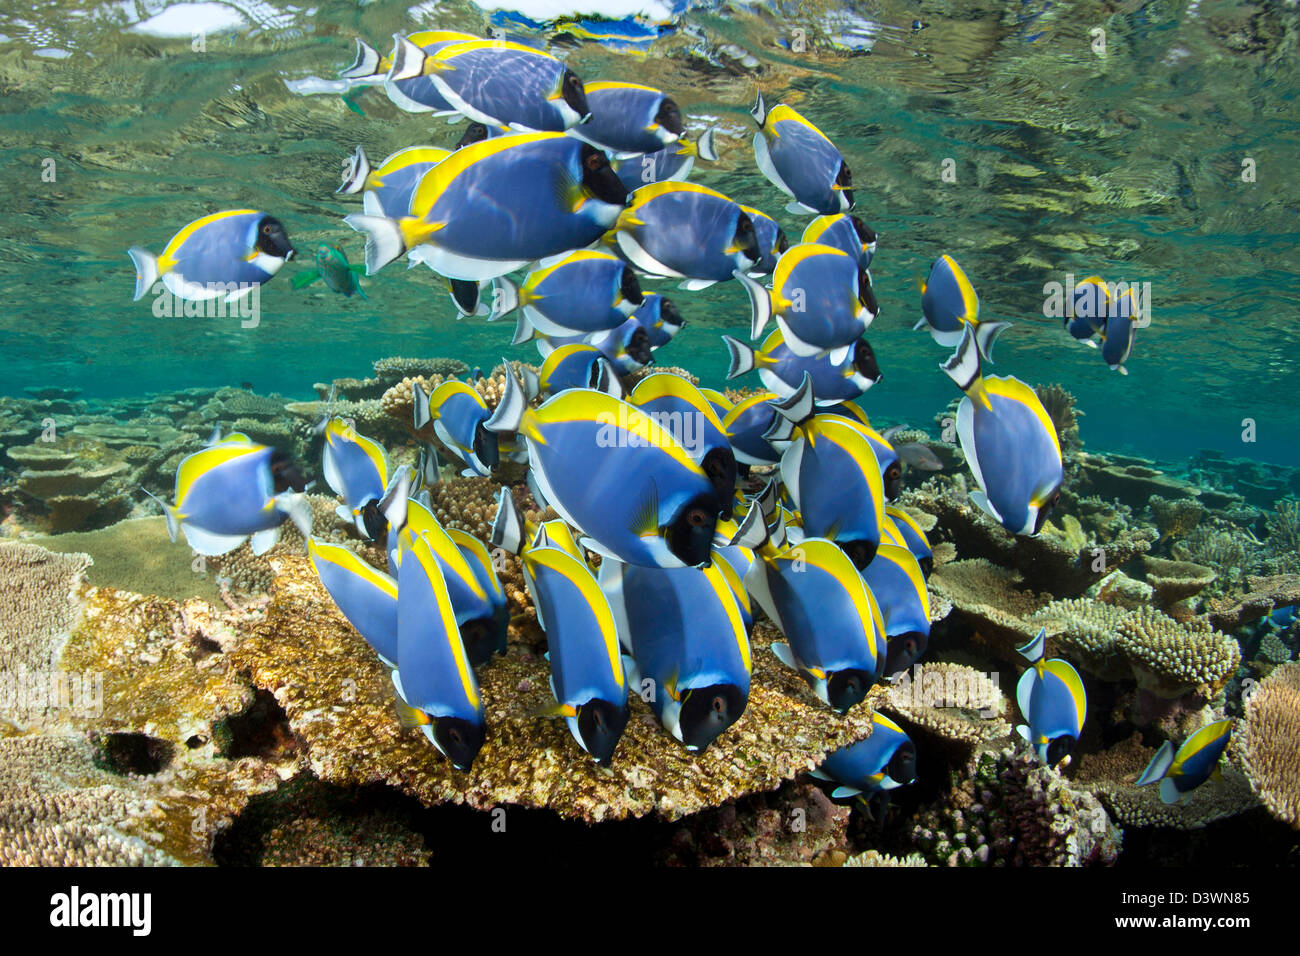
top-left (711, 695), bottom-right (725, 714)
top-left (449, 728), bottom-right (463, 746)
top-left (887, 464), bottom-right (901, 480)
top-left (585, 151), bottom-right (605, 171)
top-left (262, 224), bottom-right (274, 235)
top-left (845, 676), bottom-right (859, 694)
top-left (688, 508), bottom-right (709, 527)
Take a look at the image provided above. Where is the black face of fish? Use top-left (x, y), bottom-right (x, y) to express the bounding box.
top-left (620, 265), bottom-right (644, 307)
top-left (827, 667), bottom-right (873, 714)
top-left (857, 268), bottom-right (879, 316)
top-left (883, 461), bottom-right (903, 500)
top-left (1046, 734), bottom-right (1075, 767)
top-left (775, 229), bottom-right (790, 255)
top-left (732, 212), bottom-right (760, 266)
top-left (888, 741), bottom-right (917, 786)
top-left (680, 683), bottom-right (746, 751)
top-left (835, 161), bottom-right (855, 210)
top-left (853, 338), bottom-right (881, 383)
top-left (456, 123), bottom-right (490, 150)
top-left (917, 554), bottom-right (933, 579)
top-left (664, 493), bottom-right (718, 567)
top-left (700, 447), bottom-right (738, 518)
top-left (839, 537), bottom-right (877, 571)
top-left (580, 144), bottom-right (628, 206)
top-left (626, 327), bottom-right (653, 367)
top-left (655, 97), bottom-right (684, 137)
top-left (360, 500), bottom-right (387, 542)
top-left (562, 70), bottom-right (591, 121)
top-left (577, 697), bottom-right (630, 765)
top-left (433, 715), bottom-right (485, 772)
top-left (884, 630), bottom-right (927, 678)
top-left (659, 296), bottom-right (684, 330)
top-left (269, 449), bottom-right (307, 493)
top-left (473, 423), bottom-right (500, 471)
top-left (1033, 487), bottom-right (1063, 535)
top-left (459, 614), bottom-right (503, 668)
top-left (256, 216), bottom-right (294, 260)
top-left (851, 216), bottom-right (877, 247)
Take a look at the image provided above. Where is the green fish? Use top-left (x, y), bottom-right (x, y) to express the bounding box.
top-left (292, 244), bottom-right (366, 298)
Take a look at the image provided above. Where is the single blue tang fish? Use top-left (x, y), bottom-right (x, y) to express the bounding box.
top-left (1135, 719), bottom-right (1233, 805)
top-left (1015, 627), bottom-right (1087, 767)
top-left (813, 711), bottom-right (917, 799)
top-left (128, 209), bottom-right (294, 302)
top-left (916, 254), bottom-right (1010, 361)
top-left (861, 544), bottom-right (931, 677)
top-left (750, 92), bottom-right (854, 216)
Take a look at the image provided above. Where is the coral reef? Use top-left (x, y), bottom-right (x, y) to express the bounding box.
top-left (909, 746), bottom-right (1122, 866)
top-left (1233, 662), bottom-right (1300, 829)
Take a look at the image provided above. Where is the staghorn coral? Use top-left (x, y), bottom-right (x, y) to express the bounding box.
top-left (910, 746), bottom-right (1121, 867)
top-left (1115, 606), bottom-right (1240, 699)
top-left (230, 555), bottom-right (885, 824)
top-left (1172, 524), bottom-right (1256, 577)
top-left (1263, 499), bottom-right (1300, 562)
top-left (1233, 661), bottom-right (1300, 829)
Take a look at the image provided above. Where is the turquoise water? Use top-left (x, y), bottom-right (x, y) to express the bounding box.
top-left (0, 0), bottom-right (1297, 465)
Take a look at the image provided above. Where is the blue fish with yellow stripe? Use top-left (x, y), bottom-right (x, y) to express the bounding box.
top-left (411, 379), bottom-right (515, 477)
top-left (750, 93), bottom-right (854, 216)
top-left (337, 144), bottom-right (453, 218)
top-left (392, 528), bottom-right (486, 770)
top-left (916, 254), bottom-right (1010, 361)
top-left (941, 326), bottom-right (1064, 535)
top-left (494, 250), bottom-right (643, 339)
top-left (813, 711), bottom-right (916, 800)
top-left (1066, 276), bottom-right (1140, 375)
top-left (743, 242), bottom-right (878, 362)
top-left (601, 557), bottom-right (752, 751)
top-left (629, 372), bottom-right (738, 517)
top-left (128, 209), bottom-right (294, 303)
top-left (721, 391), bottom-right (788, 468)
top-left (336, 32), bottom-right (476, 113)
top-left (535, 343), bottom-right (622, 398)
top-left (149, 433), bottom-right (312, 557)
top-left (391, 498), bottom-right (508, 667)
top-left (767, 384), bottom-right (886, 568)
top-left (1015, 627), bottom-right (1086, 767)
top-left (388, 36), bottom-right (589, 132)
top-left (345, 132), bottom-right (626, 281)
top-left (490, 366), bottom-right (722, 569)
top-left (571, 80), bottom-right (684, 155)
top-left (801, 214), bottom-right (875, 270)
top-left (740, 204), bottom-right (788, 276)
top-left (308, 538), bottom-right (399, 665)
top-left (614, 181), bottom-right (760, 288)
top-left (1135, 719), bottom-right (1233, 805)
top-left (614, 130), bottom-right (718, 190)
top-left (883, 505), bottom-right (934, 578)
top-left (861, 544), bottom-right (931, 677)
top-left (321, 416), bottom-right (395, 539)
top-left (523, 542), bottom-right (630, 764)
top-left (744, 535), bottom-right (886, 713)
top-left (723, 329), bottom-right (881, 405)
top-left (631, 292), bottom-right (685, 349)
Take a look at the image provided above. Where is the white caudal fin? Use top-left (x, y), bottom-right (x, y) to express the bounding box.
top-left (722, 335), bottom-right (755, 379)
top-left (1016, 626), bottom-right (1047, 664)
top-left (339, 39), bottom-right (382, 80)
top-left (697, 126), bottom-right (719, 162)
top-left (750, 91), bottom-right (767, 127)
top-left (490, 488), bottom-right (524, 555)
top-left (591, 358), bottom-right (624, 399)
top-left (142, 488), bottom-right (179, 542)
top-left (411, 380), bottom-right (431, 430)
top-left (485, 359), bottom-right (527, 435)
top-left (489, 276), bottom-right (520, 320)
top-left (767, 372), bottom-right (815, 434)
top-left (128, 247), bottom-right (159, 302)
top-left (337, 146), bottom-right (370, 194)
top-left (343, 214), bottom-right (404, 275)
top-left (940, 324), bottom-right (981, 394)
top-left (1136, 740), bottom-right (1176, 789)
top-left (974, 320), bottom-right (1011, 363)
top-left (379, 465), bottom-right (411, 533)
top-left (732, 269), bottom-right (772, 340)
top-left (276, 491), bottom-right (314, 542)
top-left (388, 35), bottom-right (427, 83)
